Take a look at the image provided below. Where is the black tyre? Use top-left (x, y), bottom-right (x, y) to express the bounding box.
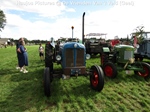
top-left (49, 66), bottom-right (53, 82)
top-left (43, 67), bottom-right (51, 97)
top-left (103, 62), bottom-right (117, 78)
top-left (134, 62), bottom-right (150, 80)
top-left (45, 43), bottom-right (53, 67)
top-left (90, 65), bottom-right (104, 92)
top-left (45, 43), bottom-right (54, 78)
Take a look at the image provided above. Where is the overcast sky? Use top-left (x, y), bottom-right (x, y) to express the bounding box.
top-left (0, 0), bottom-right (150, 40)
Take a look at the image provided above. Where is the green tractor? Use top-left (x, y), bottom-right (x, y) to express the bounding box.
top-left (100, 44), bottom-right (150, 80)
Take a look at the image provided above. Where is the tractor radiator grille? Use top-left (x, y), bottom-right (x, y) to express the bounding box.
top-left (76, 49), bottom-right (84, 66)
top-left (66, 49), bottom-right (74, 67)
top-left (65, 48), bottom-right (84, 67)
top-left (124, 51), bottom-right (133, 60)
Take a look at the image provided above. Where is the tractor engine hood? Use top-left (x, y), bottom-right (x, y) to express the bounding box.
top-left (114, 44), bottom-right (134, 49)
top-left (114, 45), bottom-right (135, 64)
top-left (62, 42), bottom-right (85, 49)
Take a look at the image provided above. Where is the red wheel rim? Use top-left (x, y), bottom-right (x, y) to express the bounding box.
top-left (104, 65), bottom-right (113, 77)
top-left (92, 71), bottom-right (99, 87)
top-left (137, 66), bottom-right (149, 77)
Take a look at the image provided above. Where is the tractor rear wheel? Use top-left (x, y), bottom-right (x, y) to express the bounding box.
top-left (43, 67), bottom-right (51, 97)
top-left (90, 65), bottom-right (104, 92)
top-left (45, 43), bottom-right (54, 81)
top-left (45, 43), bottom-right (53, 68)
top-left (103, 62), bottom-right (117, 78)
top-left (134, 62), bottom-right (150, 80)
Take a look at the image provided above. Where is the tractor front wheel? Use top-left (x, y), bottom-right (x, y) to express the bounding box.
top-left (103, 62), bottom-right (117, 78)
top-left (43, 67), bottom-right (51, 97)
top-left (134, 62), bottom-right (150, 80)
top-left (90, 65), bottom-right (104, 92)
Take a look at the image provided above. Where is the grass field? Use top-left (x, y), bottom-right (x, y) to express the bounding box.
top-left (0, 45), bottom-right (150, 112)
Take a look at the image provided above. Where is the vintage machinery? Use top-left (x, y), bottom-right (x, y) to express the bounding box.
top-left (55, 37), bottom-right (67, 45)
top-left (65, 38), bottom-right (79, 42)
top-left (56, 37), bottom-right (79, 44)
top-left (43, 12), bottom-right (104, 97)
top-left (84, 33), bottom-right (108, 55)
top-left (132, 32), bottom-right (150, 61)
top-left (100, 44), bottom-right (150, 80)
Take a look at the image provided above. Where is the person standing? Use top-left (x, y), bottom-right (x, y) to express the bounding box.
top-left (19, 40), bottom-right (28, 73)
top-left (39, 44), bottom-right (44, 61)
top-left (16, 38), bottom-right (24, 70)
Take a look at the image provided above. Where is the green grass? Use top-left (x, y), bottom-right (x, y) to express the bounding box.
top-left (0, 45), bottom-right (150, 112)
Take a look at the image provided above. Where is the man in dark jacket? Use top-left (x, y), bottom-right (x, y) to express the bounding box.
top-left (16, 38), bottom-right (24, 70)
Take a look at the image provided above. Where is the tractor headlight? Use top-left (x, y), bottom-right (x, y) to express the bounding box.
top-left (74, 43), bottom-right (77, 48)
top-left (86, 54), bottom-right (91, 60)
top-left (56, 55), bottom-right (61, 61)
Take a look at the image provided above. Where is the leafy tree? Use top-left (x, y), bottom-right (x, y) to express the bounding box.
top-left (133, 25), bottom-right (145, 44)
top-left (0, 9), bottom-right (6, 31)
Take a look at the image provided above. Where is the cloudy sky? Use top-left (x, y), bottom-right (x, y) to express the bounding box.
top-left (0, 0), bottom-right (150, 40)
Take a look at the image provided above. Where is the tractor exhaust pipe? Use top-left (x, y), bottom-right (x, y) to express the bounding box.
top-left (82, 12), bottom-right (85, 44)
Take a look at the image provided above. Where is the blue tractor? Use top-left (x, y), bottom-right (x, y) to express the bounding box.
top-left (43, 12), bottom-right (104, 97)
